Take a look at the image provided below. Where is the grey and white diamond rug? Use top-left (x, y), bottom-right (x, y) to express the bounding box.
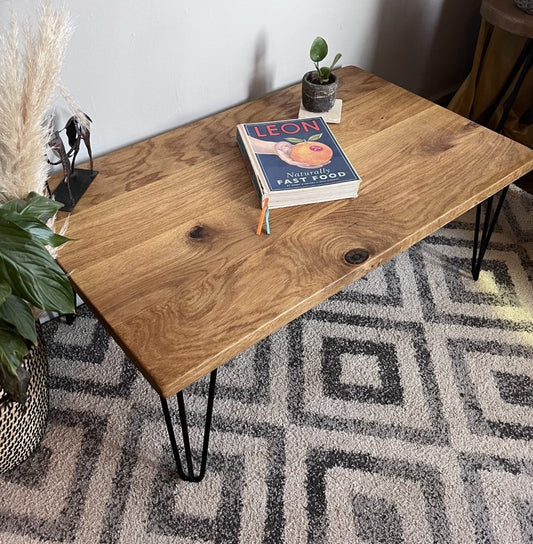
top-left (1, 185), bottom-right (533, 544)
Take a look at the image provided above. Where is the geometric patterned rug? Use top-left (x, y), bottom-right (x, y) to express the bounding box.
top-left (1, 184), bottom-right (532, 544)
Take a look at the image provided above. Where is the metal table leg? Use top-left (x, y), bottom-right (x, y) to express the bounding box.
top-left (481, 39), bottom-right (533, 129)
top-left (472, 39), bottom-right (532, 280)
top-left (160, 368), bottom-right (218, 482)
top-left (65, 313), bottom-right (76, 325)
top-left (471, 186), bottom-right (509, 281)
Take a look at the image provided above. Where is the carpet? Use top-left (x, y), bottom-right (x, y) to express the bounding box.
top-left (1, 185), bottom-right (532, 544)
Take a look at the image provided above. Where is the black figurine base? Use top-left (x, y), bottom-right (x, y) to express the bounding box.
top-left (53, 168), bottom-right (98, 212)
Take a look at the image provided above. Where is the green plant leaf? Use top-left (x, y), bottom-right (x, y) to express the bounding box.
top-left (318, 66), bottom-right (331, 83)
top-left (0, 212), bottom-right (71, 248)
top-left (0, 363), bottom-right (28, 404)
top-left (0, 199), bottom-right (26, 215)
top-left (0, 192), bottom-right (63, 222)
top-left (0, 281), bottom-right (11, 306)
top-left (310, 36), bottom-right (328, 63)
top-left (308, 133), bottom-right (323, 141)
top-left (0, 194), bottom-right (71, 248)
top-left (0, 324), bottom-right (29, 403)
top-left (329, 52), bottom-right (342, 71)
top-left (0, 219), bottom-right (75, 314)
top-left (285, 137), bottom-right (305, 144)
top-left (20, 192), bottom-right (64, 220)
top-left (0, 321), bottom-right (29, 376)
top-left (0, 295), bottom-right (37, 344)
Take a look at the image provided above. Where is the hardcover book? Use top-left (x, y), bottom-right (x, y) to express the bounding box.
top-left (236, 117), bottom-right (361, 209)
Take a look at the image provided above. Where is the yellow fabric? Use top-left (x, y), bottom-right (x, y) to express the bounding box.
top-left (449, 19), bottom-right (532, 190)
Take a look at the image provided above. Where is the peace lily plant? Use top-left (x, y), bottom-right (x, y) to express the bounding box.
top-left (0, 193), bottom-right (74, 403)
top-left (0, 2), bottom-right (75, 405)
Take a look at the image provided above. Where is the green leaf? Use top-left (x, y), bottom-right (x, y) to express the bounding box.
top-left (0, 364), bottom-right (28, 404)
top-left (20, 192), bottom-right (64, 220)
top-left (0, 219), bottom-right (75, 313)
top-left (0, 328), bottom-right (29, 404)
top-left (310, 36), bottom-right (328, 63)
top-left (319, 66), bottom-right (331, 83)
top-left (329, 52), bottom-right (342, 71)
top-left (0, 212), bottom-right (71, 248)
top-left (285, 137), bottom-right (305, 144)
top-left (308, 133), bottom-right (323, 141)
top-left (0, 192), bottom-right (63, 222)
top-left (0, 321), bottom-right (29, 376)
top-left (0, 199), bottom-right (26, 215)
top-left (0, 281), bottom-right (11, 306)
top-left (0, 296), bottom-right (37, 344)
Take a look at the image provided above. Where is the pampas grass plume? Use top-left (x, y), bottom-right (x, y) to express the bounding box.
top-left (0, 1), bottom-right (72, 204)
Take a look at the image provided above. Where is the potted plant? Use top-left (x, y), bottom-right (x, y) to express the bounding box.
top-left (0, 193), bottom-right (74, 402)
top-left (0, 193), bottom-right (74, 471)
top-left (0, 2), bottom-right (74, 472)
top-left (301, 36), bottom-right (342, 113)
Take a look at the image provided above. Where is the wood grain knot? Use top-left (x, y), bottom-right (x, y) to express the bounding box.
top-left (344, 248), bottom-right (369, 265)
top-left (189, 225), bottom-right (205, 239)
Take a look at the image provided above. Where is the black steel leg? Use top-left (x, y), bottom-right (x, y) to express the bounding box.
top-left (481, 39), bottom-right (533, 128)
top-left (160, 368), bottom-right (217, 482)
top-left (471, 41), bottom-right (531, 281)
top-left (471, 186), bottom-right (509, 281)
top-left (494, 41), bottom-right (533, 134)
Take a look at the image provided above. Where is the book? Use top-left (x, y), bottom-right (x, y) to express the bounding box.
top-left (236, 117), bottom-right (361, 209)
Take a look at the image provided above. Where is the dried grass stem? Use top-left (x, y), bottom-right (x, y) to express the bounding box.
top-left (0, 2), bottom-right (72, 204)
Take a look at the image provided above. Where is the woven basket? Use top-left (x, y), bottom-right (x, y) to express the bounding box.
top-left (0, 324), bottom-right (49, 473)
top-left (515, 0), bottom-right (533, 14)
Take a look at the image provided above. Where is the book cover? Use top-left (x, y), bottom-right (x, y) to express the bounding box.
top-left (236, 117), bottom-right (361, 209)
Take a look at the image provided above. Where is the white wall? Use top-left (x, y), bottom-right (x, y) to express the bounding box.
top-left (1, 0), bottom-right (481, 162)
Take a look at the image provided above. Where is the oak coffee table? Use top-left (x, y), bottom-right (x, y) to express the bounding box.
top-left (56, 66), bottom-right (533, 482)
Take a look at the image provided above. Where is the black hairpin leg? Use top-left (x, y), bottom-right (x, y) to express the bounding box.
top-left (471, 40), bottom-right (531, 281)
top-left (160, 368), bottom-right (218, 482)
top-left (481, 39), bottom-right (533, 129)
top-left (471, 186), bottom-right (509, 281)
top-left (493, 41), bottom-right (532, 135)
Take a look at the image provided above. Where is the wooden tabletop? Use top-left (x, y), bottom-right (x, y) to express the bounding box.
top-left (56, 66), bottom-right (533, 399)
top-left (481, 0), bottom-right (533, 38)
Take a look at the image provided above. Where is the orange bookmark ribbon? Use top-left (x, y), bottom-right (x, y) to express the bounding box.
top-left (256, 198), bottom-right (269, 235)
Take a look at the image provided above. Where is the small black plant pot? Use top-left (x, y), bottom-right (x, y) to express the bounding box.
top-left (301, 71), bottom-right (338, 113)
